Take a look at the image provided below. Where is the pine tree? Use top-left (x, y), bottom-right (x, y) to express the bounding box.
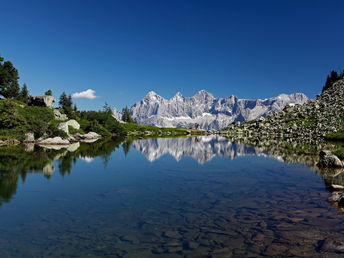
top-left (19, 83), bottom-right (29, 103)
top-left (45, 89), bottom-right (52, 96)
top-left (122, 106), bottom-right (133, 123)
top-left (322, 70), bottom-right (342, 92)
top-left (59, 92), bottom-right (73, 116)
top-left (0, 55), bottom-right (20, 99)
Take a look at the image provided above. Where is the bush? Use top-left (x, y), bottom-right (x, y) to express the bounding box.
top-left (333, 149), bottom-right (344, 160)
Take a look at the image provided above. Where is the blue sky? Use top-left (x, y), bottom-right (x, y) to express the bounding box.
top-left (1, 0), bottom-right (344, 111)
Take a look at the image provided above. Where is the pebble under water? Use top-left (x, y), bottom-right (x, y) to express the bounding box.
top-left (0, 136), bottom-right (343, 257)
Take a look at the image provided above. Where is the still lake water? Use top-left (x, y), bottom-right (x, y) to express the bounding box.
top-left (0, 136), bottom-right (343, 257)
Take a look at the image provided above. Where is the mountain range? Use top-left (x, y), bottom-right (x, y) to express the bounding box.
top-left (113, 90), bottom-right (308, 130)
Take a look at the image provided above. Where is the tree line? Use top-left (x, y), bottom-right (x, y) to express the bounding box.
top-left (322, 69), bottom-right (344, 92)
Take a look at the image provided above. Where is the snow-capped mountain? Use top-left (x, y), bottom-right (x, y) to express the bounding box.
top-left (113, 90), bottom-right (308, 130)
top-left (132, 136), bottom-right (277, 164)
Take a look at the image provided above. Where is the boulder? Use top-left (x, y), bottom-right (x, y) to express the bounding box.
top-left (73, 132), bottom-right (101, 141)
top-left (58, 119), bottom-right (80, 134)
top-left (317, 150), bottom-right (343, 168)
top-left (53, 109), bottom-right (68, 121)
top-left (29, 96), bottom-right (56, 108)
top-left (38, 137), bottom-right (70, 145)
top-left (24, 132), bottom-right (35, 143)
top-left (83, 132), bottom-right (101, 139)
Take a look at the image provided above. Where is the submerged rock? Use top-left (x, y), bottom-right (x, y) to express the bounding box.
top-left (319, 237), bottom-right (344, 253)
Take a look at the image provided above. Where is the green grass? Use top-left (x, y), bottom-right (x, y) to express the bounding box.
top-left (68, 125), bottom-right (85, 135)
top-left (120, 122), bottom-right (205, 136)
top-left (325, 132), bottom-right (344, 141)
top-left (333, 149), bottom-right (344, 160)
top-left (0, 99), bottom-right (205, 142)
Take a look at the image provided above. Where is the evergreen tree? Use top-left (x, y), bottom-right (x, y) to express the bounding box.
top-left (122, 106), bottom-right (134, 123)
top-left (19, 83), bottom-right (29, 103)
top-left (45, 89), bottom-right (52, 96)
top-left (330, 70), bottom-right (339, 82)
top-left (103, 102), bottom-right (111, 114)
top-left (322, 70), bottom-right (343, 92)
top-left (0, 55), bottom-right (20, 99)
top-left (59, 92), bottom-right (73, 116)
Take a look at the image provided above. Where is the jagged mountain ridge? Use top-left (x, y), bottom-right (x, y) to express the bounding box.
top-left (113, 90), bottom-right (308, 130)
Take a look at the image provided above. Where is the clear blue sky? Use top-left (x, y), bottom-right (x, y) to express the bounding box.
top-left (1, 0), bottom-right (344, 111)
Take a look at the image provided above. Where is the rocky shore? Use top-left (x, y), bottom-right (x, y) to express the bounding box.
top-left (226, 79), bottom-right (344, 140)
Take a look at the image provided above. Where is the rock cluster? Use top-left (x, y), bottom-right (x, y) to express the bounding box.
top-left (28, 95), bottom-right (56, 108)
top-left (226, 79), bottom-right (344, 139)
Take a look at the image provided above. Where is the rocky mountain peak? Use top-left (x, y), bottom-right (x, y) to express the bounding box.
top-left (172, 92), bottom-right (184, 100)
top-left (113, 90), bottom-right (308, 130)
top-left (194, 90), bottom-right (215, 100)
top-left (144, 91), bottom-right (161, 100)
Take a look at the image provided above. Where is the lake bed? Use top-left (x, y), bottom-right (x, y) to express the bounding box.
top-left (0, 136), bottom-right (343, 257)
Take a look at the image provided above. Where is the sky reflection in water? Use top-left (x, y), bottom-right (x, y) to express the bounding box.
top-left (0, 136), bottom-right (343, 257)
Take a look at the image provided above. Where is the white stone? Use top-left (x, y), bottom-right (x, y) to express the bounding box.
top-left (38, 137), bottom-right (70, 145)
top-left (58, 119), bottom-right (80, 134)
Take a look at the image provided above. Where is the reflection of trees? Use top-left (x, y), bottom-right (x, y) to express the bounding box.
top-left (59, 137), bottom-right (124, 171)
top-left (0, 137), bottom-right (124, 206)
top-left (122, 140), bottom-right (133, 157)
top-left (0, 145), bottom-right (64, 205)
top-left (0, 172), bottom-right (18, 206)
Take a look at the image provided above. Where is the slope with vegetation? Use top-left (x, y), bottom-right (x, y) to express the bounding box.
top-left (0, 54), bottom-right (204, 143)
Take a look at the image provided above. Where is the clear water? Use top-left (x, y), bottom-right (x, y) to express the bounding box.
top-left (0, 136), bottom-right (343, 257)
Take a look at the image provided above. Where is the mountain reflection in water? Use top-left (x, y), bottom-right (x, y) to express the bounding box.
top-left (132, 135), bottom-right (280, 163)
top-left (0, 136), bottom-right (343, 256)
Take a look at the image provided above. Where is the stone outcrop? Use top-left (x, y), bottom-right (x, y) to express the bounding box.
top-left (54, 109), bottom-right (68, 121)
top-left (73, 132), bottom-right (101, 141)
top-left (24, 132), bottom-right (35, 143)
top-left (37, 137), bottom-right (70, 145)
top-left (317, 150), bottom-right (343, 168)
top-left (58, 119), bottom-right (80, 135)
top-left (29, 96), bottom-right (56, 108)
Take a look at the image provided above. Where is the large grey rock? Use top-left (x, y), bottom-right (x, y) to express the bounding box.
top-left (54, 109), bottom-right (68, 121)
top-left (58, 119), bottom-right (80, 134)
top-left (82, 132), bottom-right (101, 139)
top-left (24, 132), bottom-right (35, 142)
top-left (29, 96), bottom-right (56, 108)
top-left (317, 150), bottom-right (343, 168)
top-left (72, 132), bottom-right (101, 142)
top-left (38, 137), bottom-right (70, 145)
top-left (113, 90), bottom-right (308, 130)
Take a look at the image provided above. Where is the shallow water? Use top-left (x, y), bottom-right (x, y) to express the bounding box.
top-left (0, 136), bottom-right (343, 257)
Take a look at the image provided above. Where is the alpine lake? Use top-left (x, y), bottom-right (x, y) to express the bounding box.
top-left (0, 135), bottom-right (344, 257)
